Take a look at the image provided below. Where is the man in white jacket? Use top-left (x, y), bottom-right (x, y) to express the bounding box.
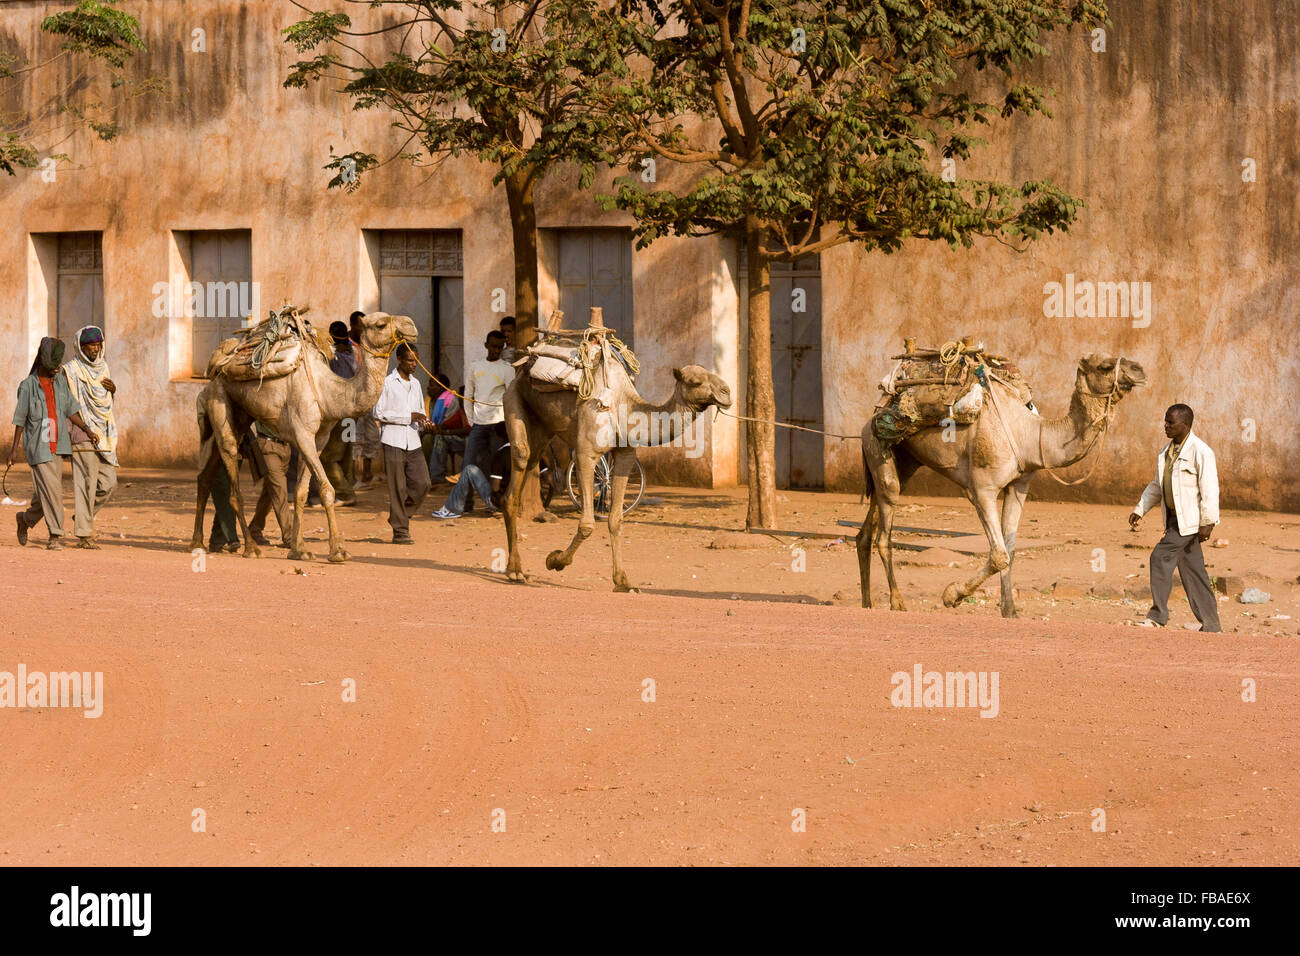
top-left (1128, 404), bottom-right (1221, 632)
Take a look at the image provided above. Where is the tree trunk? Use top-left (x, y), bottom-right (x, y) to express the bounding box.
top-left (504, 165), bottom-right (545, 519)
top-left (744, 218), bottom-right (778, 530)
top-left (506, 167), bottom-right (540, 350)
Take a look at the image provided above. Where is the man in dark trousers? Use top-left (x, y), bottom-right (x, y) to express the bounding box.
top-left (1129, 403), bottom-right (1221, 632)
top-left (373, 344), bottom-right (431, 543)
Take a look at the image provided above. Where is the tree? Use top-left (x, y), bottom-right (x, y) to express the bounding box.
top-left (283, 0), bottom-right (639, 350)
top-left (1, 0), bottom-right (156, 175)
top-left (600, 0), bottom-right (1108, 529)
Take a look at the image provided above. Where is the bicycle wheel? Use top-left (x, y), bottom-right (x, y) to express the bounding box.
top-left (567, 453), bottom-right (643, 516)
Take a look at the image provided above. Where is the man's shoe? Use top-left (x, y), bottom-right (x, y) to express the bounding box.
top-left (1183, 622), bottom-right (1203, 631)
top-left (250, 531), bottom-right (271, 547)
top-left (75, 536), bottom-right (101, 550)
top-left (431, 507), bottom-right (461, 520)
top-left (46, 536), bottom-right (65, 551)
top-left (1136, 619), bottom-right (1161, 627)
top-left (392, 534), bottom-right (415, 545)
top-left (337, 496), bottom-right (358, 507)
top-left (445, 473), bottom-right (460, 485)
top-left (15, 513), bottom-right (28, 547)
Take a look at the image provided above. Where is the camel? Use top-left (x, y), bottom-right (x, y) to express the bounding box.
top-left (857, 352), bottom-right (1147, 618)
top-left (190, 310), bottom-right (417, 563)
top-left (501, 324), bottom-right (732, 592)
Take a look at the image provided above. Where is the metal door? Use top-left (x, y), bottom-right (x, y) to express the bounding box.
top-left (556, 229), bottom-right (634, 350)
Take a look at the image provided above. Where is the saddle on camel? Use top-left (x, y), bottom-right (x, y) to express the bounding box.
top-left (871, 336), bottom-right (1035, 451)
top-left (206, 305), bottom-right (333, 381)
top-left (513, 308), bottom-right (641, 402)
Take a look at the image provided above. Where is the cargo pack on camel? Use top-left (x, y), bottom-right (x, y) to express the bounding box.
top-left (514, 308), bottom-right (641, 401)
top-left (205, 305), bottom-right (333, 381)
top-left (871, 336), bottom-right (1035, 451)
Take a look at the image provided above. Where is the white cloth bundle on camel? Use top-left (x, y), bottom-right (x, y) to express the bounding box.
top-left (206, 305), bottom-right (333, 381)
top-left (514, 310), bottom-right (640, 404)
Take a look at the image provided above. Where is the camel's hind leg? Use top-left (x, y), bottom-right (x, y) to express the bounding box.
top-left (547, 446), bottom-right (598, 573)
top-left (997, 477), bottom-right (1031, 618)
top-left (503, 414), bottom-right (546, 584)
top-left (287, 454), bottom-right (314, 561)
top-left (205, 399), bottom-right (259, 558)
top-left (606, 447), bottom-right (636, 593)
top-left (855, 435), bottom-right (879, 608)
top-left (942, 485), bottom-right (1011, 607)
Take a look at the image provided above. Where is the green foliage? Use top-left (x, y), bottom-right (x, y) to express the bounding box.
top-left (40, 0), bottom-right (146, 69)
top-left (601, 0), bottom-right (1109, 258)
top-left (283, 0), bottom-right (640, 191)
top-left (2, 0), bottom-right (152, 174)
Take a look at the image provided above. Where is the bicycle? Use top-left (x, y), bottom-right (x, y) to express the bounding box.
top-left (566, 450), bottom-right (645, 517)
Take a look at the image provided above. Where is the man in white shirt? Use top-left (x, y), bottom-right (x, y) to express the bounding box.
top-left (373, 344), bottom-right (432, 543)
top-left (462, 330), bottom-right (513, 511)
top-left (1129, 403), bottom-right (1221, 632)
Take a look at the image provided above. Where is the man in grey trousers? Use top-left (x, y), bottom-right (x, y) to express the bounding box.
top-left (1128, 403), bottom-right (1222, 632)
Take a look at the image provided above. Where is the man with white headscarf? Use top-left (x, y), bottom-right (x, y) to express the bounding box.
top-left (62, 326), bottom-right (118, 548)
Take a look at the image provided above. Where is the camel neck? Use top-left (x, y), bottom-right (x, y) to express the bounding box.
top-left (1038, 378), bottom-right (1110, 470)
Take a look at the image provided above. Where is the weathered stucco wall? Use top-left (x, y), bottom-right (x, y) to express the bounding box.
top-left (822, 0), bottom-right (1299, 512)
top-left (1, 1), bottom-right (1296, 510)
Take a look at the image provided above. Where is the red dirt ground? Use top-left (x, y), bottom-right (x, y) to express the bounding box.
top-left (0, 469), bottom-right (1296, 865)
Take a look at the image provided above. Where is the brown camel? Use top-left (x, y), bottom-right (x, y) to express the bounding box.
top-left (502, 350), bottom-right (732, 592)
top-left (856, 353), bottom-right (1147, 618)
top-left (190, 310), bottom-right (417, 563)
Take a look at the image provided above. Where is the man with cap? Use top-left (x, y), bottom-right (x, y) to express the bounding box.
top-left (8, 337), bottom-right (101, 550)
top-left (316, 320), bottom-right (358, 505)
top-left (61, 326), bottom-right (119, 548)
top-left (350, 310), bottom-right (382, 489)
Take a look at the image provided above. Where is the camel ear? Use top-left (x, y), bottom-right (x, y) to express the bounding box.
top-left (672, 367), bottom-right (683, 382)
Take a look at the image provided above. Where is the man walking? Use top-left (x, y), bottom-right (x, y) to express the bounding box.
top-left (62, 326), bottom-right (118, 548)
top-left (247, 421), bottom-right (293, 547)
top-left (374, 343), bottom-right (431, 544)
top-left (8, 337), bottom-right (101, 550)
top-left (1129, 403), bottom-right (1221, 632)
top-left (463, 330), bottom-right (512, 511)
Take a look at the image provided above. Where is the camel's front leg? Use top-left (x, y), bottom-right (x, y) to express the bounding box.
top-left (299, 433), bottom-right (346, 563)
top-left (287, 459), bottom-right (313, 561)
top-left (503, 425), bottom-right (544, 584)
top-left (191, 450), bottom-right (220, 551)
top-left (547, 448), bottom-right (598, 572)
top-left (607, 448), bottom-right (636, 592)
top-left (942, 486), bottom-right (1010, 607)
top-left (998, 477), bottom-right (1031, 618)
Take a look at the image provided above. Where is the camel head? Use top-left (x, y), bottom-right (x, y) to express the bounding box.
top-left (1077, 353), bottom-right (1147, 398)
top-left (359, 311), bottom-right (419, 353)
top-left (671, 365), bottom-right (733, 413)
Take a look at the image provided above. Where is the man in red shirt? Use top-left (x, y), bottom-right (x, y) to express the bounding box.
top-left (7, 338), bottom-right (101, 549)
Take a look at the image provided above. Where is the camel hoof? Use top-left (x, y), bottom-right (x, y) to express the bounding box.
top-left (288, 549), bottom-right (312, 562)
top-left (328, 551), bottom-right (347, 564)
top-left (545, 550), bottom-right (566, 571)
top-left (188, 542), bottom-right (205, 553)
top-left (890, 598), bottom-right (907, 612)
top-left (942, 583), bottom-right (963, 607)
top-left (1003, 608), bottom-right (1019, 619)
top-left (613, 580), bottom-right (632, 593)
top-left (506, 570), bottom-right (529, 584)
top-left (242, 545), bottom-right (261, 559)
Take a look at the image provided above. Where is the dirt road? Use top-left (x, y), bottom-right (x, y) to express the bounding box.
top-left (0, 472), bottom-right (1295, 865)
